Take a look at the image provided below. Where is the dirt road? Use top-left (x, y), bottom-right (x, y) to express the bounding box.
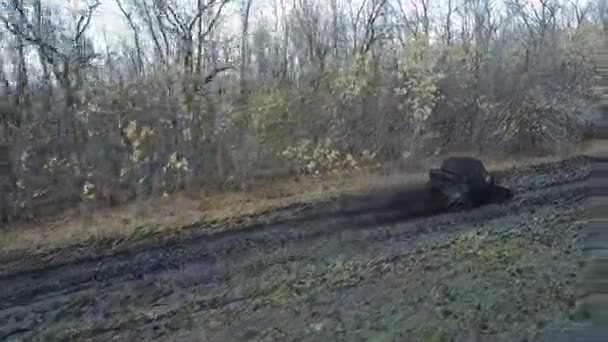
top-left (0, 156), bottom-right (591, 342)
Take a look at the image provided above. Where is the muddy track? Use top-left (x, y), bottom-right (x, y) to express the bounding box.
top-left (0, 156), bottom-right (588, 277)
top-left (0, 156), bottom-right (587, 277)
top-left (0, 156), bottom-right (591, 341)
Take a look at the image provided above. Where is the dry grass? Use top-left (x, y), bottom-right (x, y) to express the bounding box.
top-left (0, 143), bottom-right (600, 258)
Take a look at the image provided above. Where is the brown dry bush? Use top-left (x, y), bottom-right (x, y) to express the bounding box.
top-left (0, 1), bottom-right (601, 224)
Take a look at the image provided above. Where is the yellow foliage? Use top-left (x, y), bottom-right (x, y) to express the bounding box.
top-left (122, 120), bottom-right (155, 164)
top-left (183, 127), bottom-right (192, 142)
top-left (395, 48), bottom-right (444, 125)
top-left (82, 181), bottom-right (95, 200)
top-left (124, 120), bottom-right (138, 141)
top-left (330, 53), bottom-right (375, 105)
top-left (163, 152), bottom-right (190, 173)
top-left (237, 81), bottom-right (294, 141)
top-left (19, 150), bottom-right (30, 171)
top-left (281, 138), bottom-right (359, 175)
top-left (43, 157), bottom-right (71, 173)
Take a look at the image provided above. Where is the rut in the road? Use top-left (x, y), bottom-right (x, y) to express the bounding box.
top-left (0, 155), bottom-right (589, 280)
top-left (0, 159), bottom-right (591, 342)
top-left (0, 156), bottom-right (590, 311)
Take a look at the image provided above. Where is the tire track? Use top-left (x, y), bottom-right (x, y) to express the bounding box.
top-left (0, 157), bottom-right (589, 310)
top-left (0, 156), bottom-right (591, 342)
top-left (0, 180), bottom-right (587, 342)
top-left (0, 155), bottom-right (589, 279)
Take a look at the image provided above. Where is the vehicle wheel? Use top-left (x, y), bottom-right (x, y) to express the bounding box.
top-left (442, 183), bottom-right (474, 208)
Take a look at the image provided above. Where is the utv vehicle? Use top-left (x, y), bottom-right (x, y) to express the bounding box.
top-left (429, 156), bottom-right (511, 209)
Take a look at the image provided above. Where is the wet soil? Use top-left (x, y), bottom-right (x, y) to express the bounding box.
top-left (0, 156), bottom-right (591, 342)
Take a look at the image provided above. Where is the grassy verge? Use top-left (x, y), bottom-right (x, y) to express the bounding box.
top-left (239, 233), bottom-right (575, 341)
top-left (37, 210), bottom-right (583, 341)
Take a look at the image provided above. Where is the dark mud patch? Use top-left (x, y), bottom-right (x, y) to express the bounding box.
top-left (0, 155), bottom-right (591, 279)
top-left (0, 155), bottom-right (591, 342)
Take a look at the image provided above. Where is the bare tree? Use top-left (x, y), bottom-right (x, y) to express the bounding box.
top-left (1, 0), bottom-right (100, 108)
top-left (240, 0), bottom-right (254, 94)
top-left (0, 0), bottom-right (600, 221)
top-left (116, 0), bottom-right (145, 75)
